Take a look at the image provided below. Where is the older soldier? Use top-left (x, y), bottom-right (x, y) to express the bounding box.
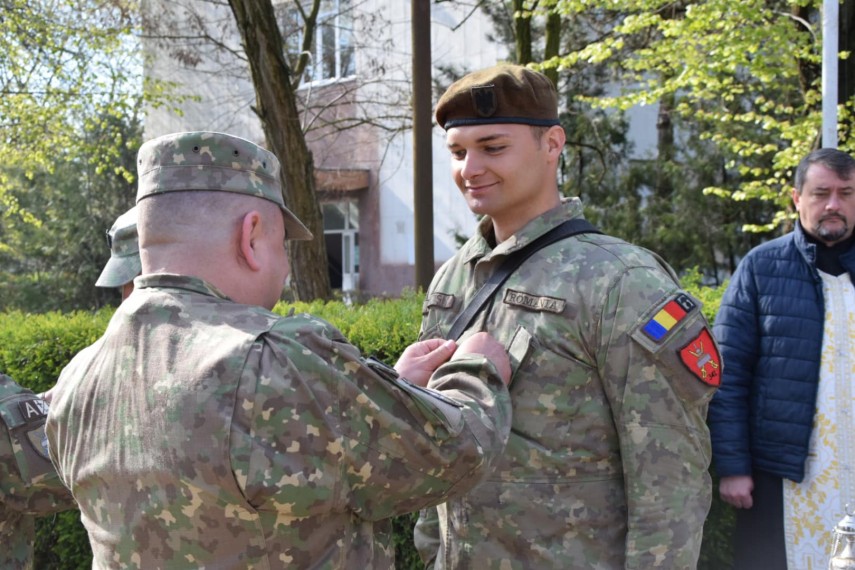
top-left (46, 131), bottom-right (513, 569)
top-left (0, 374), bottom-right (75, 569)
top-left (95, 205), bottom-right (141, 300)
top-left (414, 63), bottom-right (719, 568)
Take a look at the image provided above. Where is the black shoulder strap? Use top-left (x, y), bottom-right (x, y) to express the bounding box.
top-left (446, 218), bottom-right (601, 341)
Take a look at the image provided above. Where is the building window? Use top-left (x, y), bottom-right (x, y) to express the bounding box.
top-left (282, 0), bottom-right (355, 86)
top-left (322, 200), bottom-right (359, 291)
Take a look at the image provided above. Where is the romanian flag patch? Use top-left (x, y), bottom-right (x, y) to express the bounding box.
top-left (642, 293), bottom-right (696, 342)
top-left (679, 328), bottom-right (722, 386)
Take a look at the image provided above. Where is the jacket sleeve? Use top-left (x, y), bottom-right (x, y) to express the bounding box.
top-left (0, 373), bottom-right (74, 515)
top-left (235, 315), bottom-right (512, 522)
top-left (598, 267), bottom-right (716, 569)
top-left (707, 256), bottom-right (760, 477)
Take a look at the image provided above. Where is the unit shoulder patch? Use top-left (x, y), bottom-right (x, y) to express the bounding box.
top-left (678, 327), bottom-right (722, 387)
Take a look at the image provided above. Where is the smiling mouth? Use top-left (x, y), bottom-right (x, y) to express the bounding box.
top-left (466, 182), bottom-right (496, 192)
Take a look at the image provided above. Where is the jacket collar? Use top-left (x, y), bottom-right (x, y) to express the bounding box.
top-left (135, 273), bottom-right (232, 300)
top-left (459, 197), bottom-right (586, 265)
top-left (793, 221), bottom-right (855, 280)
top-left (793, 221), bottom-right (817, 270)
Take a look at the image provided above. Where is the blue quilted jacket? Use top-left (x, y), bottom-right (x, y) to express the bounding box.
top-left (708, 222), bottom-right (855, 482)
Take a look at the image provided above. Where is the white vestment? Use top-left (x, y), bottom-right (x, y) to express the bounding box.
top-left (784, 271), bottom-right (855, 569)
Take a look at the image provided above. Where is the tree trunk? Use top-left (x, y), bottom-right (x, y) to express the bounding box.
top-left (543, 11), bottom-right (561, 87)
top-left (228, 0), bottom-right (331, 301)
top-left (513, 0), bottom-right (532, 64)
top-left (655, 90), bottom-right (675, 199)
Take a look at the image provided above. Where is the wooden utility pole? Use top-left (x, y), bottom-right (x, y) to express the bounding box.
top-left (412, 0), bottom-right (434, 292)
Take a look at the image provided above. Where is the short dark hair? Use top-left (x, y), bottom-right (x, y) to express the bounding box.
top-left (793, 148), bottom-right (855, 193)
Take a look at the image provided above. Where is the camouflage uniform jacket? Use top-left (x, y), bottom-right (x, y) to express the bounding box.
top-left (414, 199), bottom-right (718, 569)
top-left (0, 374), bottom-right (75, 570)
top-left (46, 274), bottom-right (512, 570)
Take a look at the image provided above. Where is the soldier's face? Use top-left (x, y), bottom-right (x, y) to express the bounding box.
top-left (793, 163), bottom-right (855, 246)
top-left (447, 123), bottom-right (562, 239)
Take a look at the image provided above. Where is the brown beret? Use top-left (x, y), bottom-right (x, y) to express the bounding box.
top-left (435, 63), bottom-right (560, 130)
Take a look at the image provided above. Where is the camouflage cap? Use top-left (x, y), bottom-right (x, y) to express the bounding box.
top-left (135, 131), bottom-right (312, 240)
top-left (435, 63), bottom-right (560, 130)
top-left (96, 206), bottom-right (141, 288)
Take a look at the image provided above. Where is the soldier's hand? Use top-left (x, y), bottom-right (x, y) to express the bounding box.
top-left (454, 332), bottom-right (512, 386)
top-left (394, 339), bottom-right (458, 387)
top-left (719, 474), bottom-right (754, 509)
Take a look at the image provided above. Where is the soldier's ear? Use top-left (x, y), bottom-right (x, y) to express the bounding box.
top-left (238, 210), bottom-right (264, 272)
top-left (545, 125), bottom-right (565, 158)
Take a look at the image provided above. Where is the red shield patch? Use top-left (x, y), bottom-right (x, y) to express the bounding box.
top-left (678, 328), bottom-right (721, 387)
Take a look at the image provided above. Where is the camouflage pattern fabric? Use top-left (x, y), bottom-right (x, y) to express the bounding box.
top-left (414, 198), bottom-right (718, 569)
top-left (46, 274), bottom-right (511, 569)
top-left (0, 374), bottom-right (75, 570)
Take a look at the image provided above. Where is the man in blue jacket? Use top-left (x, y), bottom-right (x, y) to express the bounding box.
top-left (709, 147), bottom-right (855, 569)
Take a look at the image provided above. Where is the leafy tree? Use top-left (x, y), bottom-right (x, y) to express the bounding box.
top-left (549, 0), bottom-right (849, 231)
top-left (0, 0), bottom-right (173, 311)
top-left (0, 112), bottom-right (141, 311)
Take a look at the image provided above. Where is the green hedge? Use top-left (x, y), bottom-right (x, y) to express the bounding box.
top-left (1, 284), bottom-right (733, 569)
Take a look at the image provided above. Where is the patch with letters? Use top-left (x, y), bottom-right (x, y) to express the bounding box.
top-left (679, 327), bottom-right (722, 387)
top-left (18, 397), bottom-right (48, 421)
top-left (425, 292), bottom-right (455, 310)
top-left (503, 289), bottom-right (566, 314)
top-left (641, 293), bottom-right (697, 342)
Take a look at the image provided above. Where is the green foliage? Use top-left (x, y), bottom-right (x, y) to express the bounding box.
top-left (33, 511), bottom-right (93, 570)
top-left (681, 267), bottom-right (727, 323)
top-left (0, 1), bottom-right (187, 311)
top-left (0, 310), bottom-right (113, 393)
top-left (549, 0), bottom-right (850, 231)
top-left (482, 1), bottom-right (786, 281)
top-left (275, 289), bottom-right (424, 362)
top-left (393, 511), bottom-right (422, 570)
top-left (0, 111), bottom-right (141, 312)
top-left (1, 0), bottom-right (142, 200)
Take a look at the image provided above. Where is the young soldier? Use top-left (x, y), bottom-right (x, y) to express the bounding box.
top-left (415, 64), bottom-right (719, 569)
